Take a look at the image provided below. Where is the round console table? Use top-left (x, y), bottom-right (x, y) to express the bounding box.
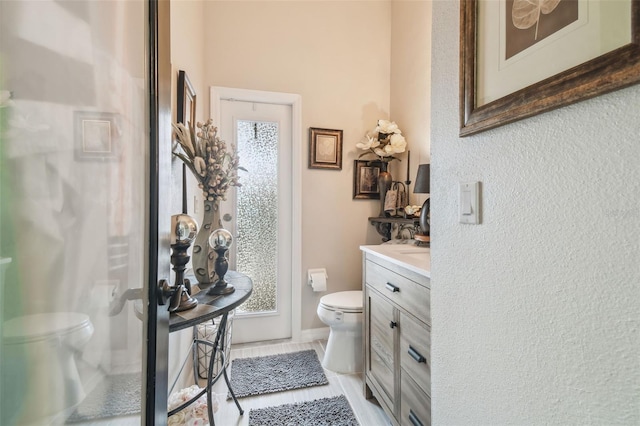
top-left (167, 271), bottom-right (252, 425)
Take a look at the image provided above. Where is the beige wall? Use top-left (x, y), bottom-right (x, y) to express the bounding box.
top-left (170, 0), bottom-right (206, 222)
top-left (170, 0), bottom-right (432, 333)
top-left (168, 0), bottom-right (206, 386)
top-left (431, 0), bottom-right (640, 423)
top-left (390, 0), bottom-right (431, 206)
top-left (203, 0), bottom-right (393, 331)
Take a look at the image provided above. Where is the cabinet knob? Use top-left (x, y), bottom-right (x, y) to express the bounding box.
top-left (389, 321), bottom-right (397, 329)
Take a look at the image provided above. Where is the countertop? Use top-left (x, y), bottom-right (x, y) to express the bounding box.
top-left (360, 244), bottom-right (430, 278)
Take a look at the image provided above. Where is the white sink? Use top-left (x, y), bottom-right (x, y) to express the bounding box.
top-left (360, 245), bottom-right (430, 277)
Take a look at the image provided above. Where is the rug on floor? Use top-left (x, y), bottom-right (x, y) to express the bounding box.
top-left (248, 395), bottom-right (359, 426)
top-left (228, 349), bottom-right (328, 398)
top-left (65, 373), bottom-right (140, 423)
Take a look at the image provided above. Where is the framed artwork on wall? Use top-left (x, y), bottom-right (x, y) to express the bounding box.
top-left (74, 111), bottom-right (120, 161)
top-left (177, 70), bottom-right (196, 128)
top-left (460, 0), bottom-right (640, 136)
top-left (177, 70), bottom-right (196, 213)
top-left (309, 127), bottom-right (343, 170)
top-left (353, 160), bottom-right (381, 200)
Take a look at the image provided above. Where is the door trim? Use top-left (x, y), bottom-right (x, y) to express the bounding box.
top-left (210, 87), bottom-right (302, 342)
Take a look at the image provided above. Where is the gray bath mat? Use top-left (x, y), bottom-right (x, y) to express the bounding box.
top-left (228, 349), bottom-right (328, 398)
top-left (249, 395), bottom-right (359, 426)
top-left (65, 373), bottom-right (140, 423)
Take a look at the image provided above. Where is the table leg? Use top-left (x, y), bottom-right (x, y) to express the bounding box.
top-left (205, 313), bottom-right (244, 424)
top-left (170, 312), bottom-right (244, 424)
top-left (192, 325), bottom-right (200, 384)
top-left (223, 367), bottom-right (244, 415)
top-left (205, 315), bottom-right (224, 425)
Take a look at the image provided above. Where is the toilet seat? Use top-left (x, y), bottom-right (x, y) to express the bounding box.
top-left (319, 290), bottom-right (362, 313)
top-left (3, 312), bottom-right (92, 344)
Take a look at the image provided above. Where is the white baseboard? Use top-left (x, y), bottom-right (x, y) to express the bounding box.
top-left (229, 327), bottom-right (329, 348)
top-left (298, 327), bottom-right (330, 343)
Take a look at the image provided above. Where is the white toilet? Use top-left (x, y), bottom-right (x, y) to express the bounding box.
top-left (317, 290), bottom-right (363, 373)
top-left (2, 312), bottom-right (94, 420)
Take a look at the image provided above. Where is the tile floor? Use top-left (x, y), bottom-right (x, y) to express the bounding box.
top-left (67, 339), bottom-right (389, 425)
top-left (205, 339), bottom-right (390, 426)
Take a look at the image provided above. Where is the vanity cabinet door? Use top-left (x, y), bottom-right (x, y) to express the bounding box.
top-left (363, 250), bottom-right (431, 426)
top-left (366, 288), bottom-right (397, 412)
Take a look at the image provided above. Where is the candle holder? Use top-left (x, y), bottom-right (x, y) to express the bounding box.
top-left (170, 214), bottom-right (199, 312)
top-left (206, 228), bottom-right (235, 295)
top-left (405, 150), bottom-right (412, 195)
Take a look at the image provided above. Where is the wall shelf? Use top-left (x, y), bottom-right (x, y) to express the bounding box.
top-left (368, 216), bottom-right (420, 242)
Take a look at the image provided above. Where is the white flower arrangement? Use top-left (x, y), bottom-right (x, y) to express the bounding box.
top-left (356, 119), bottom-right (407, 163)
top-left (172, 119), bottom-right (246, 201)
top-left (167, 385), bottom-right (217, 426)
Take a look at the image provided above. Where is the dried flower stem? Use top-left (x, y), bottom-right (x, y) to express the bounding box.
top-left (172, 119), bottom-right (245, 201)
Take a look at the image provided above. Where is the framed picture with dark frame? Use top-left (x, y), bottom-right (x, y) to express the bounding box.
top-left (177, 70), bottom-right (196, 128)
top-left (177, 70), bottom-right (197, 214)
top-left (309, 127), bottom-right (343, 170)
top-left (460, 0), bottom-right (640, 136)
top-left (353, 160), bottom-right (381, 200)
top-left (74, 111), bottom-right (120, 161)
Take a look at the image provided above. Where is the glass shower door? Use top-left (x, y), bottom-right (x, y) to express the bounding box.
top-left (0, 1), bottom-right (171, 424)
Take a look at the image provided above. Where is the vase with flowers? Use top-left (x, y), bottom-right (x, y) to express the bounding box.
top-left (356, 119), bottom-right (407, 216)
top-left (173, 119), bottom-right (244, 286)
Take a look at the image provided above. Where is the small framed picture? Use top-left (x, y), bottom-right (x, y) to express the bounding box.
top-left (177, 70), bottom-right (196, 128)
top-left (353, 160), bottom-right (381, 200)
top-left (177, 71), bottom-right (197, 212)
top-left (74, 111), bottom-right (120, 161)
top-left (309, 127), bottom-right (343, 170)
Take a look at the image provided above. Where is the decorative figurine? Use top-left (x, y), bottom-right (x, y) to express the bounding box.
top-left (207, 228), bottom-right (235, 295)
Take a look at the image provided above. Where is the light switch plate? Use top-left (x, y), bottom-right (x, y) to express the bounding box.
top-left (459, 181), bottom-right (480, 224)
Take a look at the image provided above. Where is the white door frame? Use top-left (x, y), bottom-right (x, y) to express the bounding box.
top-left (210, 86), bottom-right (302, 342)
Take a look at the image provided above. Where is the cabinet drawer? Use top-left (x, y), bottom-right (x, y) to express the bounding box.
top-left (400, 370), bottom-right (431, 426)
top-left (366, 260), bottom-right (430, 325)
top-left (399, 313), bottom-right (430, 397)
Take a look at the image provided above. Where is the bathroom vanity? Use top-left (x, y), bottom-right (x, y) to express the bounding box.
top-left (360, 244), bottom-right (431, 426)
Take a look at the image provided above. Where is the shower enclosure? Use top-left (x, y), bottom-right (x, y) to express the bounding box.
top-left (0, 1), bottom-right (172, 424)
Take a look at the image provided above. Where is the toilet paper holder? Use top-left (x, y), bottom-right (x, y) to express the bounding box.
top-left (308, 268), bottom-right (328, 285)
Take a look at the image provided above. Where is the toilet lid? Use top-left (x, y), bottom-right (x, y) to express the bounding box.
top-left (319, 291), bottom-right (363, 312)
top-left (3, 313), bottom-right (92, 343)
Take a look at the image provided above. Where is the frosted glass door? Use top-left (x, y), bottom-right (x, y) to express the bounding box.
top-left (219, 100), bottom-right (292, 343)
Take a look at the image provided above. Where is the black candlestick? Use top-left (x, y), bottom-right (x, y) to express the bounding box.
top-left (206, 228), bottom-right (235, 295)
top-left (170, 241), bottom-right (198, 312)
top-left (169, 214), bottom-right (199, 312)
top-left (404, 151), bottom-right (412, 199)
